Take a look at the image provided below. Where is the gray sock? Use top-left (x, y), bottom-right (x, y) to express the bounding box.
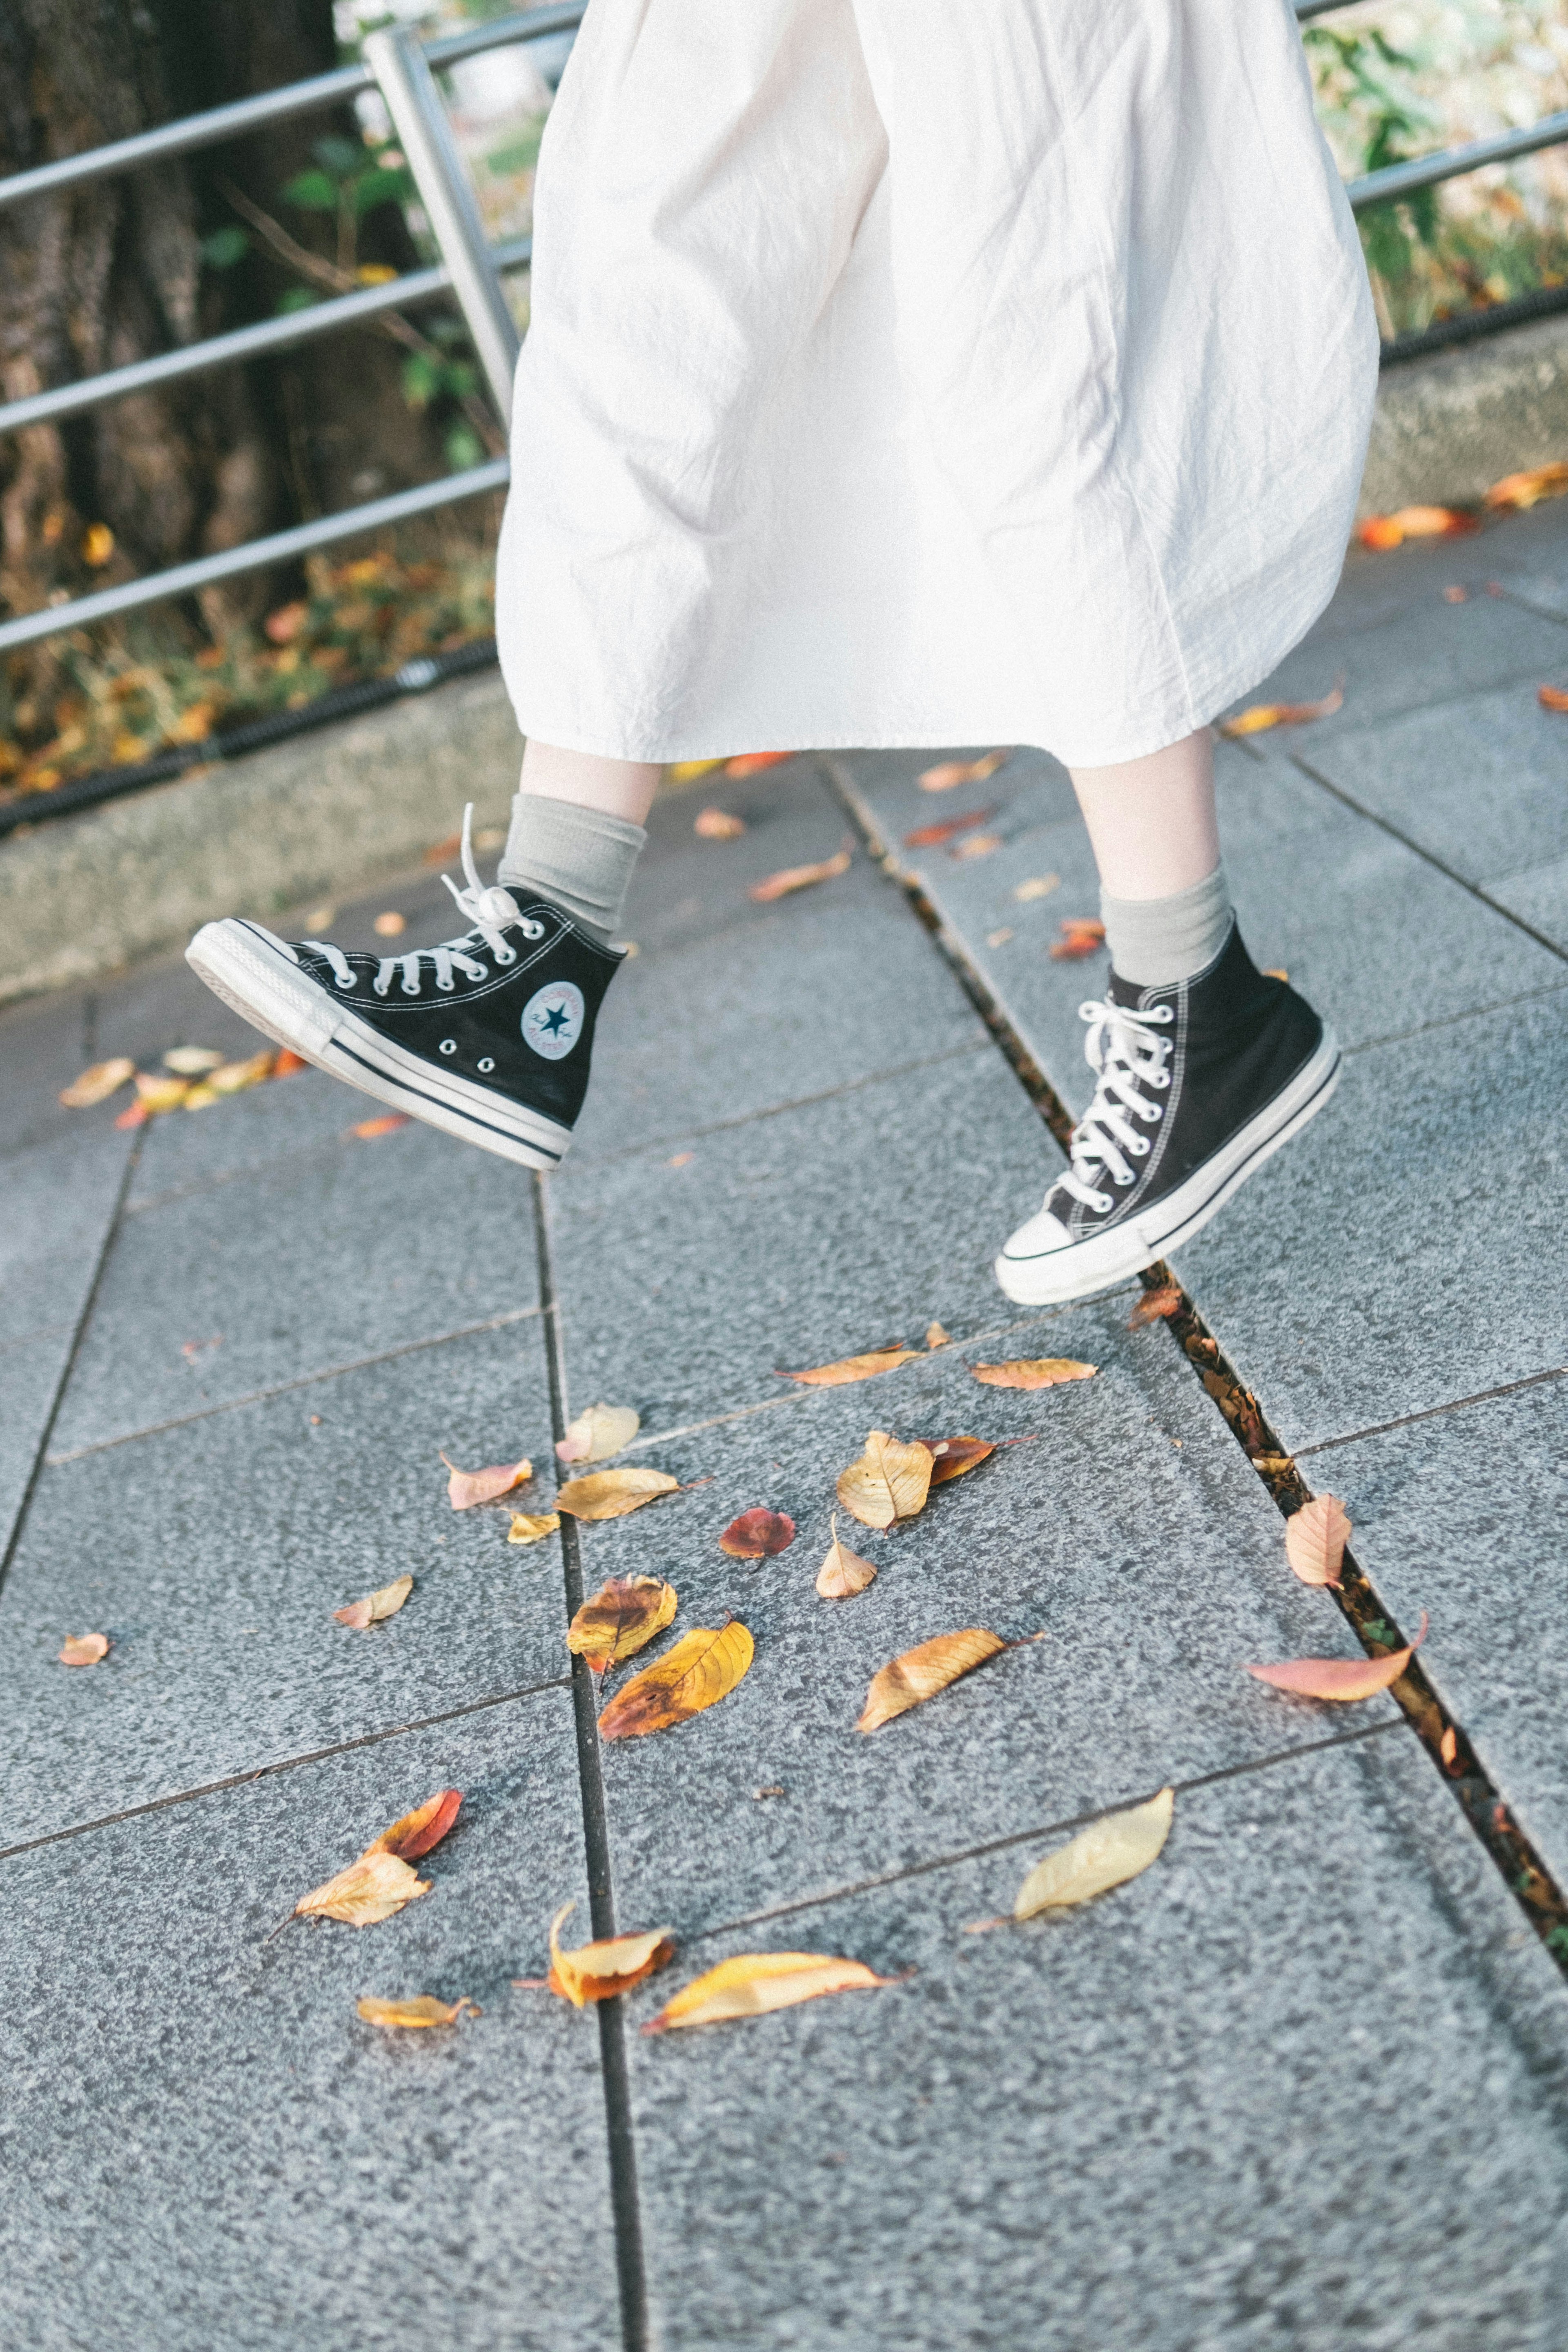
top-left (1100, 862), bottom-right (1233, 987)
top-left (497, 791), bottom-right (646, 947)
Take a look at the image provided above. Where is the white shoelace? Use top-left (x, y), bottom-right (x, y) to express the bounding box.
top-left (303, 804), bottom-right (544, 998)
top-left (1057, 996), bottom-right (1175, 1213)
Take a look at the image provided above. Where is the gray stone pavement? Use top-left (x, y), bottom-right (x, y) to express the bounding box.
top-left (2, 500), bottom-right (1567, 2350)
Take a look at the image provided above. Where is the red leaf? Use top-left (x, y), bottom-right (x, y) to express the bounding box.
top-left (372, 1789), bottom-right (462, 1862)
top-left (718, 1508), bottom-right (796, 1559)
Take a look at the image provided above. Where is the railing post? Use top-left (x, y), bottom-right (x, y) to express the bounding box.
top-left (363, 26), bottom-right (521, 426)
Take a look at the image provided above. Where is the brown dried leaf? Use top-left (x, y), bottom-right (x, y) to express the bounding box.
top-left (134, 1071), bottom-right (191, 1114)
top-left (1246, 1611), bottom-right (1427, 1704)
top-left (59, 1631), bottom-right (109, 1666)
top-left (598, 1621), bottom-right (754, 1740)
top-left (567, 1576), bottom-right (678, 1671)
top-left (543, 1901), bottom-right (676, 2007)
top-left (1128, 1285), bottom-right (1183, 1327)
top-left (441, 1451), bottom-right (533, 1510)
top-left (913, 1436), bottom-right (995, 1486)
top-left (902, 806), bottom-right (996, 849)
top-left (507, 1511), bottom-right (561, 1546)
top-left (815, 1513), bottom-right (878, 1600)
top-left (356, 1993), bottom-right (477, 2029)
top-left (694, 807), bottom-right (746, 840)
top-left (163, 1046), bottom-right (223, 1076)
top-left (644, 1951), bottom-right (906, 2034)
top-left (1218, 684), bottom-right (1344, 737)
top-left (555, 1402), bottom-right (640, 1464)
top-left (836, 1430), bottom-right (934, 1530)
top-left (747, 845), bottom-right (851, 903)
top-left (208, 1049), bottom-right (276, 1095)
top-left (296, 1847), bottom-right (430, 1927)
top-left (858, 1628), bottom-right (1007, 1731)
top-left (1013, 873), bottom-right (1061, 902)
top-left (59, 1057), bottom-right (134, 1108)
top-left (554, 1467), bottom-right (679, 1521)
top-left (333, 1573), bottom-right (413, 1630)
top-left (925, 1321), bottom-right (951, 1350)
top-left (951, 831), bottom-right (1002, 862)
top-left (370, 1789), bottom-right (462, 1862)
top-left (1284, 1493), bottom-right (1352, 1589)
top-left (1049, 919), bottom-right (1107, 961)
top-left (1011, 1787), bottom-right (1174, 1918)
top-left (918, 749), bottom-right (1011, 793)
top-left (779, 1347), bottom-right (918, 1388)
top-left (718, 1509), bottom-right (796, 1559)
top-left (971, 1358), bottom-right (1096, 1391)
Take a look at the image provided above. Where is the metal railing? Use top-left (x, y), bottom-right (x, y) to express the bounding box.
top-left (0, 0), bottom-right (1565, 664)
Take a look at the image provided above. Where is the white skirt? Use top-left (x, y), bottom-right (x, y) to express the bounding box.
top-left (495, 0), bottom-right (1378, 768)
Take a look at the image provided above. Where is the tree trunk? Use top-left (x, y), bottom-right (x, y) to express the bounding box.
top-left (0, 0), bottom-right (456, 645)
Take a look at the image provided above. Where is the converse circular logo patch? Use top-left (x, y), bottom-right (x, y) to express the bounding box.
top-left (522, 980), bottom-right (585, 1061)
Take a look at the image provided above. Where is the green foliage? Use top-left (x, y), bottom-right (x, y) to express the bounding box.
top-left (200, 225), bottom-right (250, 269)
top-left (486, 124), bottom-right (543, 176)
top-left (274, 287), bottom-right (320, 315)
top-left (281, 168), bottom-right (340, 212)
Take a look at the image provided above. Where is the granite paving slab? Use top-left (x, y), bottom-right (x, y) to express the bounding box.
top-left (126, 1062), bottom-right (389, 1211)
top-left (0, 1327), bottom-right (79, 1560)
top-left (51, 1109), bottom-right (541, 1456)
top-left (619, 1732), bottom-right (1568, 2352)
top-left (0, 975), bottom-right (92, 1160)
top-left (1301, 1376), bottom-right (1568, 1882)
top-left (568, 1311), bottom-right (1396, 1934)
top-left (1485, 848), bottom-right (1568, 952)
top-left (1171, 989), bottom-right (1568, 1453)
top-left (3, 1319), bottom-right (565, 1842)
top-left (546, 1044), bottom-right (1061, 1439)
top-left (0, 1695), bottom-right (620, 2352)
top-left (621, 755), bottom-right (863, 960)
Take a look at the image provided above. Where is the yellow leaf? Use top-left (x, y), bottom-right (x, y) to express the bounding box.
top-left (667, 757), bottom-right (727, 781)
top-left (747, 846), bottom-right (852, 903)
top-left (1486, 460), bottom-right (1568, 511)
top-left (507, 1511), bottom-right (561, 1546)
top-left (333, 1573), bottom-right (413, 1630)
top-left (918, 749), bottom-right (1011, 793)
top-left (81, 522), bottom-right (115, 567)
top-left (542, 1900), bottom-right (675, 2007)
top-left (598, 1621), bottom-right (753, 1740)
top-left (555, 1467), bottom-right (679, 1521)
top-left (567, 1576), bottom-right (678, 1670)
top-left (858, 1628), bottom-right (1007, 1731)
top-left (970, 1358), bottom-right (1097, 1391)
top-left (134, 1072), bottom-right (191, 1114)
top-left (779, 1347), bottom-right (918, 1388)
top-left (181, 1083), bottom-right (220, 1111)
top-left (555, 1401), bottom-right (640, 1463)
top-left (815, 1513), bottom-right (878, 1600)
top-left (1217, 685), bottom-right (1343, 739)
top-left (296, 1847), bottom-right (430, 1927)
top-left (1013, 873), bottom-right (1061, 902)
top-left (1283, 1493), bottom-right (1352, 1589)
top-left (207, 1049), bottom-right (275, 1095)
top-left (59, 1631), bottom-right (110, 1666)
top-left (644, 1951), bottom-right (906, 2034)
top-left (1011, 1787), bottom-right (1174, 1918)
top-left (356, 1993), bottom-right (477, 2028)
top-left (950, 831), bottom-right (1001, 861)
top-left (835, 1430), bottom-right (934, 1530)
top-left (441, 1451), bottom-right (532, 1509)
top-left (58, 1057), bottom-right (134, 1108)
top-left (355, 263), bottom-right (399, 286)
top-left (1246, 1612), bottom-right (1427, 1704)
top-left (925, 1321), bottom-right (951, 1349)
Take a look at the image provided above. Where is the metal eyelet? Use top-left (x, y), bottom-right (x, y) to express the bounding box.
top-left (335, 973), bottom-right (356, 990)
top-left (1129, 1137), bottom-right (1149, 1156)
top-left (436, 978), bottom-right (455, 992)
top-left (439, 1039), bottom-right (457, 1056)
top-left (1115, 1170), bottom-right (1134, 1187)
top-left (494, 947), bottom-right (516, 965)
top-left (477, 1056), bottom-right (495, 1074)
top-left (1150, 1071), bottom-right (1170, 1088)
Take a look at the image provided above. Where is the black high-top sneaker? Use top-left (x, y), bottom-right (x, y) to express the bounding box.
top-left (185, 806), bottom-right (622, 1170)
top-left (995, 921), bottom-right (1339, 1305)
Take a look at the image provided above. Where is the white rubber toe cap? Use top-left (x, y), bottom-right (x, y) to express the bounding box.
top-left (994, 1206), bottom-right (1074, 1301)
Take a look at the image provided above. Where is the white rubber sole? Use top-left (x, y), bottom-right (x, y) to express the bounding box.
top-left (995, 1027), bottom-right (1342, 1306)
top-left (185, 918), bottom-right (574, 1172)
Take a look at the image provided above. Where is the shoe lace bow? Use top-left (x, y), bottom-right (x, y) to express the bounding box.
top-left (304, 804), bottom-right (544, 997)
top-left (1057, 996), bottom-right (1174, 1212)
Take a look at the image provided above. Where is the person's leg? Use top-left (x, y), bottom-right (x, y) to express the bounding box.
top-left (1069, 728), bottom-right (1231, 989)
top-left (495, 739), bottom-right (661, 949)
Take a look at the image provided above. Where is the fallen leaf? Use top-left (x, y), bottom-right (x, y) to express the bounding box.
top-left (541, 1900), bottom-right (675, 2006)
top-left (726, 751), bottom-right (793, 777)
top-left (1539, 685), bottom-right (1568, 713)
top-left (356, 1993), bottom-right (477, 2029)
top-left (986, 927), bottom-right (1014, 947)
top-left (555, 1401), bottom-right (641, 1464)
top-left (370, 1789), bottom-right (462, 1862)
top-left (441, 1451), bottom-right (532, 1510)
top-left (719, 1508), bottom-right (796, 1559)
top-left (208, 1049), bottom-right (276, 1094)
top-left (567, 1576), bottom-right (678, 1671)
top-left (858, 1628), bottom-right (1007, 1731)
top-left (598, 1621), bottom-right (753, 1740)
top-left (951, 832), bottom-right (1002, 862)
top-left (1246, 1610), bottom-right (1428, 1703)
top-left (59, 1632), bottom-right (109, 1666)
top-left (1049, 918), bottom-right (1107, 960)
top-left (644, 1951), bottom-right (905, 2034)
top-left (666, 758), bottom-right (726, 782)
top-left (1014, 873), bottom-right (1061, 902)
top-left (134, 1071), bottom-right (191, 1114)
top-left (271, 1049), bottom-right (309, 1078)
top-left (815, 1513), bottom-right (878, 1599)
top-left (1011, 1786), bottom-right (1174, 1919)
top-left (1283, 1493), bottom-right (1352, 1589)
top-left (1443, 584), bottom-right (1469, 604)
top-left (555, 1466), bottom-right (680, 1521)
top-left (1218, 685), bottom-right (1343, 737)
top-left (667, 1149), bottom-right (694, 1167)
top-left (1357, 514), bottom-right (1403, 551)
top-left (778, 1346), bottom-right (918, 1387)
top-left (925, 1321), bottom-right (951, 1350)
top-left (334, 1573), bottom-right (414, 1630)
top-left (162, 1046), bottom-right (223, 1076)
top-left (58, 1057), bottom-right (135, 1108)
top-left (1128, 1285), bottom-right (1183, 1327)
top-left (918, 749), bottom-right (1010, 793)
top-left (353, 1113), bottom-right (409, 1139)
top-left (913, 1435), bottom-right (995, 1486)
top-left (296, 1847), bottom-right (430, 1927)
top-left (1354, 506), bottom-right (1477, 552)
top-left (82, 521), bottom-right (115, 566)
top-left (507, 1510), bottom-right (561, 1546)
top-left (114, 1100), bottom-right (148, 1129)
top-left (902, 806), bottom-right (996, 849)
top-left (1262, 967), bottom-right (1290, 982)
top-left (695, 807), bottom-right (746, 839)
top-left (182, 1083), bottom-right (220, 1111)
top-left (372, 911), bottom-right (406, 937)
top-left (971, 1358), bottom-right (1096, 1391)
top-left (1440, 1725), bottom-right (1459, 1767)
top-left (1486, 460), bottom-right (1568, 511)
top-left (754, 1783), bottom-right (786, 1799)
top-left (836, 1429), bottom-right (934, 1529)
top-left (748, 845), bottom-right (852, 903)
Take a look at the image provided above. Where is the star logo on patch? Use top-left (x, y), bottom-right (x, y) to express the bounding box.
top-left (522, 979), bottom-right (586, 1062)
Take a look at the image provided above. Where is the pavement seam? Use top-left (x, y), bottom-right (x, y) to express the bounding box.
top-left (532, 1169), bottom-right (650, 2352)
top-left (1294, 1363), bottom-right (1568, 1457)
top-left (822, 751), bottom-right (1568, 1989)
top-left (1339, 979), bottom-right (1568, 1060)
top-left (41, 1303), bottom-right (545, 1466)
top-left (0, 1677), bottom-right (572, 1866)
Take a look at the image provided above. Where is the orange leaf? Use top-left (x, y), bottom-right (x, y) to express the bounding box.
top-left (541, 1901), bottom-right (675, 2007)
top-left (858, 1629), bottom-right (1008, 1731)
top-left (971, 1357), bottom-right (1096, 1391)
top-left (81, 522), bottom-right (115, 567)
top-left (644, 1951), bottom-right (906, 2034)
top-left (815, 1513), bottom-right (878, 1599)
top-left (925, 1321), bottom-right (951, 1349)
top-left (554, 1466), bottom-right (679, 1521)
top-left (356, 1993), bottom-right (478, 2029)
top-left (902, 806), bottom-right (996, 849)
top-left (1539, 685), bottom-right (1568, 713)
top-left (912, 1436), bottom-right (994, 1486)
top-left (296, 1848), bottom-right (430, 1927)
top-left (836, 1429), bottom-right (934, 1530)
top-left (725, 751), bottom-right (793, 777)
top-left (747, 845), bottom-right (852, 903)
top-left (1128, 1285), bottom-right (1183, 1327)
top-left (58, 1057), bottom-right (134, 1109)
top-left (353, 1114), bottom-right (409, 1139)
top-left (598, 1621), bottom-right (753, 1741)
top-left (1486, 460), bottom-right (1568, 511)
top-left (370, 1789), bottom-right (463, 1862)
top-left (694, 807), bottom-right (746, 840)
top-left (1246, 1611), bottom-right (1427, 1703)
top-left (1049, 918), bottom-right (1106, 960)
top-left (59, 1632), bottom-right (109, 1667)
top-left (441, 1451), bottom-right (532, 1510)
top-left (114, 1101), bottom-right (148, 1129)
top-left (333, 1572), bottom-right (414, 1630)
top-left (566, 1576), bottom-right (677, 1671)
top-left (918, 749), bottom-right (1011, 793)
top-left (1440, 1725), bottom-right (1459, 1767)
top-left (778, 1346), bottom-right (918, 1387)
top-left (271, 1049), bottom-right (309, 1078)
top-left (718, 1508), bottom-right (796, 1558)
top-left (1357, 514), bottom-right (1405, 551)
top-left (1283, 1493), bottom-right (1352, 1589)
top-left (1218, 685), bottom-right (1343, 738)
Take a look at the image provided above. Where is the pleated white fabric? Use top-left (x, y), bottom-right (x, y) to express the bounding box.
top-left (496, 0), bottom-right (1378, 768)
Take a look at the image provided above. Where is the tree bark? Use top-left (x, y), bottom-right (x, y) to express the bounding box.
top-left (0, 0), bottom-right (453, 641)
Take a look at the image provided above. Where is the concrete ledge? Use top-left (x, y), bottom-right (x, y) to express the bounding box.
top-left (1360, 311), bottom-right (1568, 515)
top-left (0, 671), bottom-right (520, 1005)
